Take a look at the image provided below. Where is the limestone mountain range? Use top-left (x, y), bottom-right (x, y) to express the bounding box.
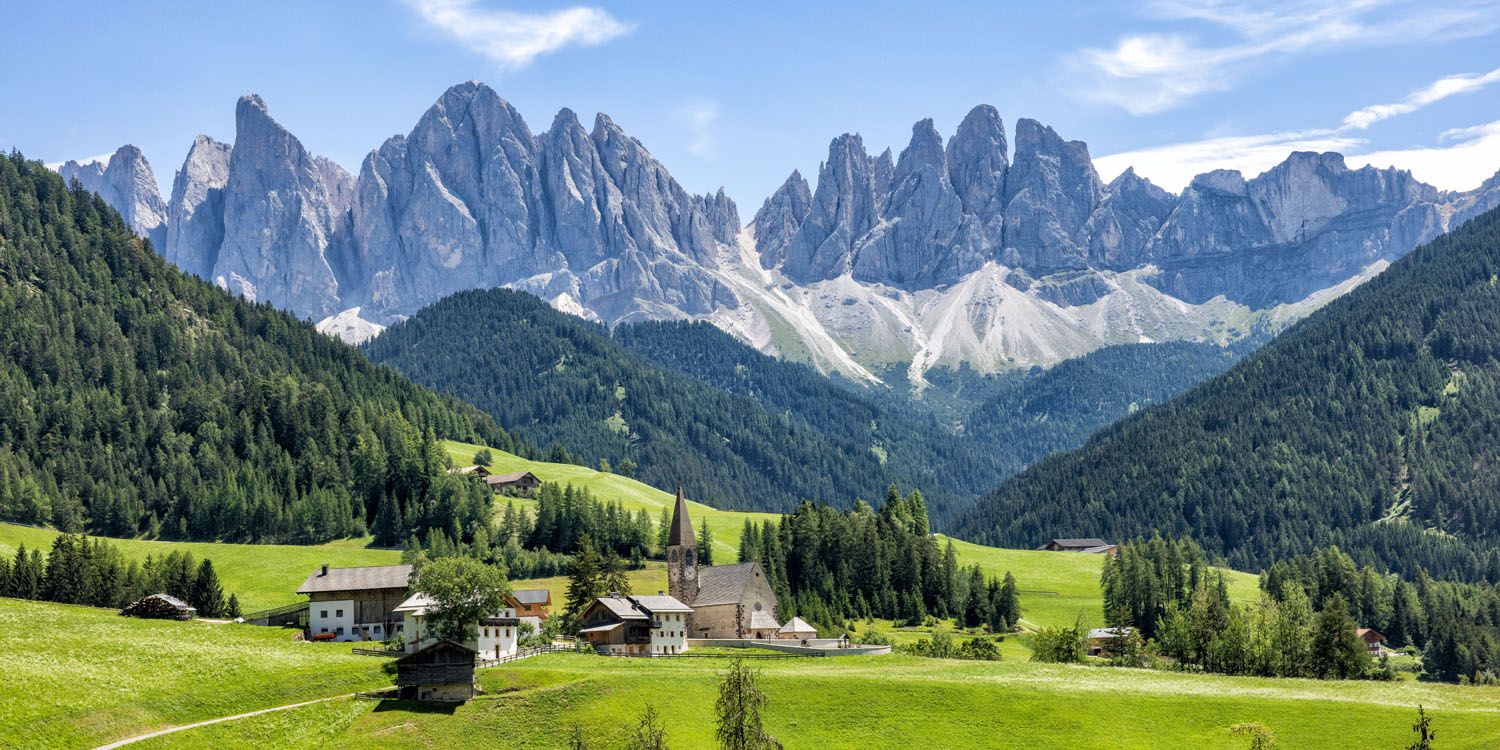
top-left (57, 81), bottom-right (1500, 384)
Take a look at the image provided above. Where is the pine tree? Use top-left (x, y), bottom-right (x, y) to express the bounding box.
top-left (563, 535), bottom-right (604, 631)
top-left (227, 593), bottom-right (242, 619)
top-left (698, 520), bottom-right (715, 566)
top-left (715, 657), bottom-right (782, 750)
top-left (602, 547), bottom-right (632, 596)
top-left (1408, 705), bottom-right (1435, 750)
top-left (627, 703), bottom-right (669, 750)
top-left (1310, 593), bottom-right (1370, 679)
top-left (190, 560), bottom-right (226, 618)
top-left (739, 520), bottom-right (759, 563)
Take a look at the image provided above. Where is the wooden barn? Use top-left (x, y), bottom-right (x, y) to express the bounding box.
top-left (447, 465), bottom-right (491, 478)
top-left (1039, 538), bottom-right (1118, 554)
top-left (483, 471), bottom-right (541, 497)
top-left (120, 593), bottom-right (196, 621)
top-left (395, 640), bottom-right (478, 702)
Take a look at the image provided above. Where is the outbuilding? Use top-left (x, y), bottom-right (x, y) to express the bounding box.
top-left (395, 640), bottom-right (478, 702)
top-left (777, 617), bottom-right (817, 641)
top-left (483, 471), bottom-right (541, 497)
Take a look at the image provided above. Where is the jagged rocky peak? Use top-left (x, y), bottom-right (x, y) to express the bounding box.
top-left (751, 170), bottom-right (813, 268)
top-left (1085, 167), bottom-right (1175, 269)
top-left (945, 104), bottom-right (1009, 239)
top-left (696, 188), bottom-right (741, 247)
top-left (59, 145), bottom-right (169, 250)
top-left (1002, 118), bottom-right (1104, 272)
top-left (213, 93), bottom-right (352, 316)
top-left (166, 135), bottom-right (233, 278)
top-left (780, 133), bottom-right (882, 283)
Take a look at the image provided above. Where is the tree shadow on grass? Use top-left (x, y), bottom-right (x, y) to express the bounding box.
top-left (372, 699), bottom-right (460, 715)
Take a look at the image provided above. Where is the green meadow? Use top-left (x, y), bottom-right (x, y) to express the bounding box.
top-left (142, 653), bottom-right (1500, 750)
top-left (0, 597), bottom-right (390, 749)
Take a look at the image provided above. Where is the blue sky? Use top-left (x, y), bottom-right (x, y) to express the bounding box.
top-left (3, 0), bottom-right (1499, 207)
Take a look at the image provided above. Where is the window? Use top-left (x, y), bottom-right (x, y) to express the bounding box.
top-left (320, 627), bottom-right (328, 633)
top-left (336, 609), bottom-right (344, 618)
top-left (373, 625), bottom-right (382, 633)
top-left (336, 627), bottom-right (344, 635)
top-left (320, 610), bottom-right (328, 618)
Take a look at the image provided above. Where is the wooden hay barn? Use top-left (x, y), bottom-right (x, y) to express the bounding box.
top-left (395, 640), bottom-right (478, 702)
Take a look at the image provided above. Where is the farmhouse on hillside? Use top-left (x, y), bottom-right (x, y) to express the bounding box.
top-left (447, 465), bottom-right (491, 477)
top-left (578, 593), bottom-right (693, 655)
top-left (1087, 626), bottom-right (1137, 657)
top-left (1358, 628), bottom-right (1388, 656)
top-left (508, 588), bottom-right (551, 625)
top-left (1039, 538), bottom-right (1118, 554)
top-left (483, 471), bottom-right (541, 497)
top-left (297, 563), bottom-right (412, 642)
top-left (395, 640), bottom-right (478, 702)
top-left (666, 488), bottom-right (782, 639)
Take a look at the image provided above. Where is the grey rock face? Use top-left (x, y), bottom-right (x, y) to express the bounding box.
top-left (781, 134), bottom-right (882, 283)
top-left (212, 94), bottom-right (352, 317)
top-left (750, 171), bottom-right (812, 269)
top-left (945, 105), bottom-right (1008, 246)
top-left (1084, 168), bottom-right (1174, 269)
top-left (347, 82), bottom-right (736, 324)
top-left (59, 145), bottom-right (169, 250)
top-left (166, 135), bottom-right (232, 278)
top-left (1001, 119), bottom-right (1104, 272)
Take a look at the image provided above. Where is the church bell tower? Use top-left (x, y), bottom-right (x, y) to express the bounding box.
top-left (666, 486), bottom-right (699, 605)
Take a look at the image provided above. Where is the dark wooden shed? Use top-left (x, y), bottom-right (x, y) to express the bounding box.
top-left (395, 640), bottom-right (478, 702)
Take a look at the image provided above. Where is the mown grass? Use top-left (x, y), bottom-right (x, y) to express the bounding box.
top-left (242, 653), bottom-right (1500, 749)
top-left (0, 598), bottom-right (392, 749)
top-left (0, 522), bottom-right (398, 613)
top-left (134, 696), bottom-right (376, 749)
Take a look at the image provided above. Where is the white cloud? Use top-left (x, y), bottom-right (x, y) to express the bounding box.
top-left (675, 99), bottom-right (719, 159)
top-left (407, 0), bottom-right (633, 70)
top-left (1342, 67), bottom-right (1500, 129)
top-left (1096, 65), bottom-right (1500, 192)
top-left (1071, 1), bottom-right (1500, 115)
top-left (45, 152), bottom-right (115, 172)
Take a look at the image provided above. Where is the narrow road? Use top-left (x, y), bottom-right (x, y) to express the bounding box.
top-left (92, 692), bottom-right (363, 749)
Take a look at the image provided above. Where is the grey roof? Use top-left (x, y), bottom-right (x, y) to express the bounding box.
top-left (484, 471), bottom-right (538, 485)
top-left (146, 593), bottom-right (194, 610)
top-left (298, 564), bottom-right (413, 594)
top-left (631, 594), bottom-right (692, 613)
top-left (1043, 538), bottom-right (1109, 549)
top-left (667, 487), bottom-right (696, 547)
top-left (509, 588), bottom-right (550, 605)
top-left (778, 616), bottom-right (815, 634)
top-left (1087, 627), bottom-right (1134, 639)
top-left (694, 562), bottom-right (765, 606)
top-left (591, 597), bottom-right (649, 621)
top-left (749, 611), bottom-right (781, 631)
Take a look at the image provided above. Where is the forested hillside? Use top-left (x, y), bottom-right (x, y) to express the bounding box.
top-left (956, 204), bottom-right (1500, 582)
top-left (0, 153), bottom-right (518, 543)
top-left (365, 289), bottom-right (989, 518)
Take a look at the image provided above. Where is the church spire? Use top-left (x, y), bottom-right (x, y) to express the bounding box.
top-left (667, 486), bottom-right (696, 548)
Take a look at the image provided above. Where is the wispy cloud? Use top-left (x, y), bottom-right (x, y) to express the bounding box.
top-left (44, 152), bottom-right (116, 172)
top-left (1342, 66), bottom-right (1500, 129)
top-left (407, 0), bottom-right (633, 70)
top-left (675, 99), bottom-right (719, 159)
top-left (1096, 66), bottom-right (1500, 192)
top-left (1070, 1), bottom-right (1500, 115)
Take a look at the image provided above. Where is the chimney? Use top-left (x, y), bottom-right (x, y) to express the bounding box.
top-left (320, 564), bottom-right (329, 576)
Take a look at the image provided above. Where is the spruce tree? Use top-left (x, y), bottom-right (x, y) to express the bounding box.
top-left (190, 560), bottom-right (226, 618)
top-left (698, 520), bottom-right (714, 566)
top-left (627, 703), bottom-right (669, 750)
top-left (715, 657), bottom-right (782, 750)
top-left (227, 593), bottom-right (242, 619)
top-left (563, 535), bottom-right (604, 631)
top-left (1310, 593), bottom-right (1369, 679)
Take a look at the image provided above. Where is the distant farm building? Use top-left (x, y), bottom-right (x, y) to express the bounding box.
top-left (298, 563), bottom-right (412, 642)
top-left (578, 593), bottom-right (693, 655)
top-left (507, 588), bottom-right (551, 625)
top-left (483, 471), bottom-right (541, 497)
top-left (448, 465), bottom-right (491, 477)
top-left (1039, 538), bottom-right (1118, 554)
top-left (1358, 628), bottom-right (1388, 656)
top-left (120, 593), bottom-right (196, 621)
top-left (395, 640), bottom-right (478, 702)
top-left (1087, 626), bottom-right (1136, 657)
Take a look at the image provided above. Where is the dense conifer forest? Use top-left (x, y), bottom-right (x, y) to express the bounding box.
top-left (0, 153), bottom-right (518, 544)
top-left (957, 204), bottom-right (1500, 582)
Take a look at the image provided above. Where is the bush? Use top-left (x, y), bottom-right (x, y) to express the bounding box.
top-left (856, 630), bottom-right (891, 646)
top-left (1031, 617), bottom-right (1087, 664)
top-left (957, 637), bottom-right (1002, 661)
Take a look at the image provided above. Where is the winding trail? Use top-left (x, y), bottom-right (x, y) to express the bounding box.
top-left (92, 692), bottom-right (360, 749)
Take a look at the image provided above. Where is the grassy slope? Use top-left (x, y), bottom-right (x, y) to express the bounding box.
top-left (0, 523), bottom-right (399, 613)
top-left (449, 440), bottom-right (1262, 629)
top-left (0, 598), bottom-right (391, 749)
top-left (150, 654), bottom-right (1500, 749)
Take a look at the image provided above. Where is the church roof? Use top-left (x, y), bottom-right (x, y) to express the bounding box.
top-left (749, 611), bottom-right (781, 631)
top-left (667, 487), bottom-right (696, 548)
top-left (694, 562), bottom-right (767, 606)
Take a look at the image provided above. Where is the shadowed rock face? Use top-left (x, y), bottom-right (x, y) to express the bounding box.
top-left (59, 146), bottom-right (168, 252)
top-left (69, 89), bottom-right (1500, 367)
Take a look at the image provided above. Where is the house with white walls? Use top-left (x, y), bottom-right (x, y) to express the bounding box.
top-left (395, 591), bottom-right (530, 658)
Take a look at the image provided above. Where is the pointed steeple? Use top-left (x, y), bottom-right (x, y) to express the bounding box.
top-left (668, 486), bottom-right (696, 548)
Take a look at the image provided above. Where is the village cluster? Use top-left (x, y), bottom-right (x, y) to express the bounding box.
top-left (266, 490), bottom-right (879, 700)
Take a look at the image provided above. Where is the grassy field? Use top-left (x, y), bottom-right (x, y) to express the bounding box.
top-left (448, 440), bottom-right (1262, 629)
top-left (0, 523), bottom-right (398, 613)
top-left (142, 653), bottom-right (1500, 749)
top-left (0, 597), bottom-right (392, 749)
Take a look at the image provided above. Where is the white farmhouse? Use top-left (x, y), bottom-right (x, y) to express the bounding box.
top-left (577, 593), bottom-right (693, 655)
top-left (395, 591), bottom-right (532, 659)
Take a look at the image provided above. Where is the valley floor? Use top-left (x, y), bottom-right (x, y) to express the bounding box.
top-left (130, 652), bottom-right (1500, 750)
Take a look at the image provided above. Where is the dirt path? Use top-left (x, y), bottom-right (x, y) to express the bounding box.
top-left (92, 693), bottom-right (360, 749)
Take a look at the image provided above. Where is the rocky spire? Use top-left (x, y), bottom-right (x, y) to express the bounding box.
top-left (780, 134), bottom-right (881, 282)
top-left (751, 170), bottom-right (812, 269)
top-left (1001, 118), bottom-right (1104, 271)
top-left (59, 145), bottom-right (168, 251)
top-left (166, 135), bottom-right (232, 278)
